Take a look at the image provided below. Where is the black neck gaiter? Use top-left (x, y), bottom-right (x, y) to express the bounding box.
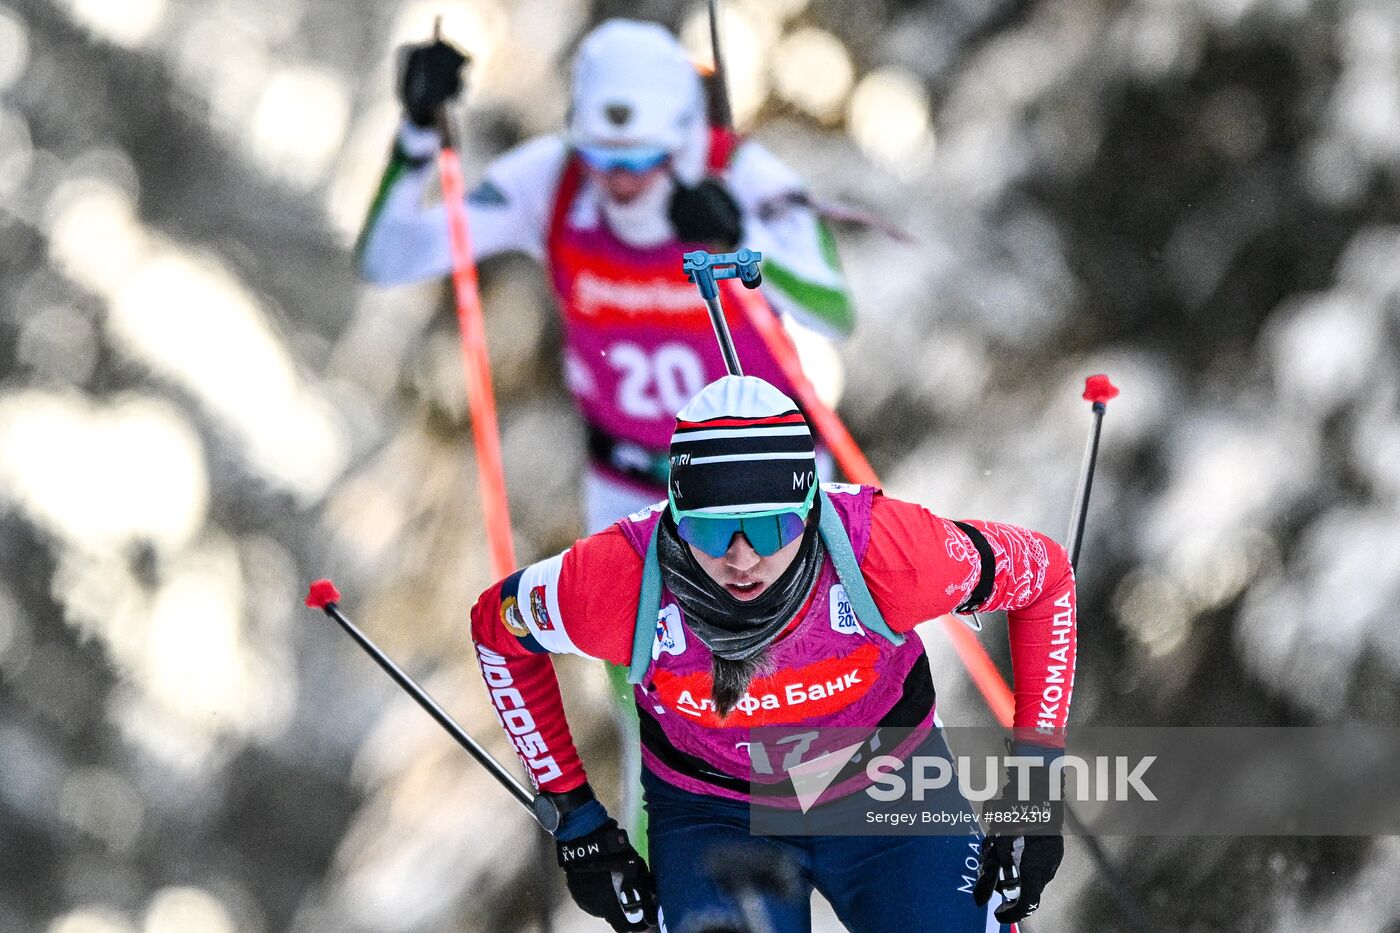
top-left (656, 505), bottom-right (824, 662)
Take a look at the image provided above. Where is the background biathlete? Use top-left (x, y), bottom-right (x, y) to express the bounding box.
top-left (469, 376), bottom-right (1077, 931)
top-left (358, 18), bottom-right (855, 531)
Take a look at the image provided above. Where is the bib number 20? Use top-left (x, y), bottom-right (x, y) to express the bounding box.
top-left (610, 342), bottom-right (706, 419)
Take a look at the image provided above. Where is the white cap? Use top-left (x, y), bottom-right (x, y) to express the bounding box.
top-left (569, 19), bottom-right (708, 183)
top-left (675, 376), bottom-right (801, 424)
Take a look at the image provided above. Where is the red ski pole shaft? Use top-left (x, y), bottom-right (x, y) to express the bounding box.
top-left (938, 618), bottom-right (1015, 727)
top-left (425, 30), bottom-right (553, 930)
top-left (432, 23), bottom-right (516, 580)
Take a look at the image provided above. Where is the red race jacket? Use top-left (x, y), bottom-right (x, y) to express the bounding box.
top-left (469, 488), bottom-right (1077, 794)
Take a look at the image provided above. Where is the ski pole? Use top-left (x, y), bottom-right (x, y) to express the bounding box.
top-left (1050, 375), bottom-right (1152, 933)
top-left (431, 18), bottom-right (516, 580)
top-left (303, 579), bottom-right (568, 829)
top-left (1066, 374), bottom-right (1118, 568)
top-left (426, 25), bottom-right (556, 931)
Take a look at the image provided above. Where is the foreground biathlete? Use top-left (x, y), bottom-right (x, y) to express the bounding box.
top-left (469, 376), bottom-right (1077, 932)
top-left (359, 19), bottom-right (855, 532)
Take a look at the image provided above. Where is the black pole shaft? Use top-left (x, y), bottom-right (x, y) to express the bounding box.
top-left (321, 603), bottom-right (536, 813)
top-left (703, 294), bottom-right (744, 376)
top-left (432, 18), bottom-right (457, 150)
top-left (1066, 403), bottom-right (1105, 570)
top-left (436, 109), bottom-right (456, 150)
top-left (707, 0), bottom-right (734, 131)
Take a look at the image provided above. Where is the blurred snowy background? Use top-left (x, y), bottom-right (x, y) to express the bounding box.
top-left (2, 0), bottom-right (1399, 930)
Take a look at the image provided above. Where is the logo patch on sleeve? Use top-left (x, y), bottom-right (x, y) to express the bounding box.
top-left (627, 501), bottom-right (667, 523)
top-left (529, 585), bottom-right (555, 631)
top-left (829, 584), bottom-right (863, 636)
top-left (500, 596), bottom-right (529, 638)
top-left (823, 482), bottom-right (862, 496)
top-left (653, 603), bottom-right (687, 659)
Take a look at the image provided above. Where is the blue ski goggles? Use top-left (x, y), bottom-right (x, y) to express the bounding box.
top-left (577, 144), bottom-right (671, 174)
top-left (675, 508), bottom-right (811, 558)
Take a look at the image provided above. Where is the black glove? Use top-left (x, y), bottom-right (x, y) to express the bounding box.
top-left (397, 39), bottom-right (469, 128)
top-left (557, 818), bottom-right (658, 932)
top-left (669, 178), bottom-right (744, 246)
top-left (974, 833), bottom-right (1064, 923)
top-left (972, 758), bottom-right (1065, 923)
